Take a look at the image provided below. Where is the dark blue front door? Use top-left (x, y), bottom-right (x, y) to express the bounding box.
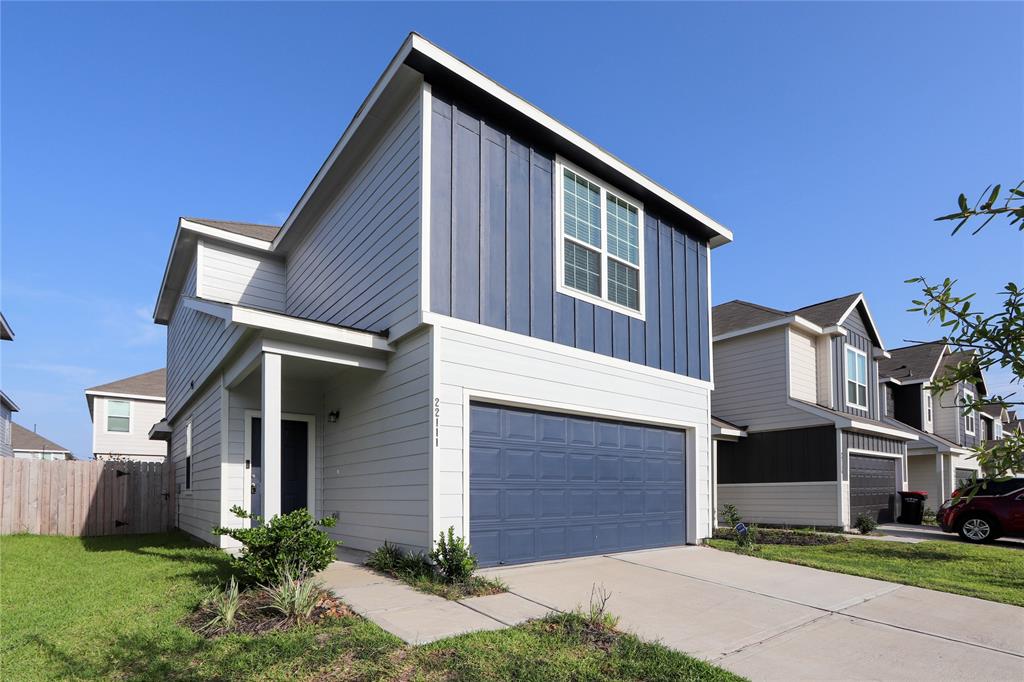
top-left (469, 403), bottom-right (686, 567)
top-left (250, 417), bottom-right (308, 518)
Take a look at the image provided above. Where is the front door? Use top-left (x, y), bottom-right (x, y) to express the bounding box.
top-left (250, 417), bottom-right (309, 518)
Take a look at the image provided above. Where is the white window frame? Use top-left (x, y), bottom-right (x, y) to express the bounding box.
top-left (925, 391), bottom-right (933, 426)
top-left (554, 157), bottom-right (646, 320)
top-left (844, 344), bottom-right (868, 411)
top-left (105, 398), bottom-right (132, 434)
top-left (184, 420), bottom-right (193, 491)
top-left (963, 388), bottom-right (976, 435)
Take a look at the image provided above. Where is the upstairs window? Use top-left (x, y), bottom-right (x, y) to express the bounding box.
top-left (556, 160), bottom-right (644, 318)
top-left (963, 389), bottom-right (976, 435)
top-left (106, 399), bottom-right (131, 433)
top-left (925, 392), bottom-right (933, 425)
top-left (845, 345), bottom-right (868, 410)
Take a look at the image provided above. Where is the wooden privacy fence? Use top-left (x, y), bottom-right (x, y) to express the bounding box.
top-left (0, 458), bottom-right (175, 536)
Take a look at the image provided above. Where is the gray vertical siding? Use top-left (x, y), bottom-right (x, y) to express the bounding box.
top-left (832, 308), bottom-right (879, 420)
top-left (844, 431), bottom-right (905, 455)
top-left (429, 93), bottom-right (710, 381)
top-left (286, 93), bottom-right (420, 335)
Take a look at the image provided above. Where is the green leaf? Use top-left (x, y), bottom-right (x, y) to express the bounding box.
top-left (958, 193), bottom-right (969, 211)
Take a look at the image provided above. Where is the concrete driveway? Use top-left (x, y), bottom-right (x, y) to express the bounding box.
top-left (480, 546), bottom-right (1024, 681)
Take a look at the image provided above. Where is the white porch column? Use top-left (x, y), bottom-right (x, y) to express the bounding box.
top-left (262, 352), bottom-right (282, 520)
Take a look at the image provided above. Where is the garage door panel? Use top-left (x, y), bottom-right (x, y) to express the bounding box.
top-left (470, 403), bottom-right (686, 566)
top-left (850, 454), bottom-right (897, 524)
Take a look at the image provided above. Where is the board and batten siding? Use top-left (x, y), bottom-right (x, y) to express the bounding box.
top-left (932, 385), bottom-right (963, 445)
top-left (166, 258), bottom-right (246, 420)
top-left (171, 383), bottom-right (221, 545)
top-left (319, 329), bottom-right (431, 552)
top-left (92, 397), bottom-right (166, 459)
top-left (435, 320), bottom-right (714, 544)
top-left (832, 308), bottom-right (880, 419)
top-left (711, 328), bottom-right (824, 432)
top-left (428, 93), bottom-right (710, 381)
top-left (198, 241), bottom-right (286, 312)
top-left (717, 482), bottom-right (839, 527)
top-left (788, 328), bottom-right (817, 403)
top-left (285, 92), bottom-right (421, 336)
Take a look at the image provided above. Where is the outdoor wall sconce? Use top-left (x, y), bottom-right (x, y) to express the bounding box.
top-left (328, 410), bottom-right (340, 423)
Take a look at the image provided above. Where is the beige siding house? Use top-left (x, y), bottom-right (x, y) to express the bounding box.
top-left (11, 423), bottom-right (73, 460)
top-left (86, 369), bottom-right (167, 462)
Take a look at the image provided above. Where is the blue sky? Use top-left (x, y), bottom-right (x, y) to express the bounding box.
top-left (2, 2), bottom-right (1021, 458)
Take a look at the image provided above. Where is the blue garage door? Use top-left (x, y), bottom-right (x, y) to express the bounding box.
top-left (469, 403), bottom-right (686, 567)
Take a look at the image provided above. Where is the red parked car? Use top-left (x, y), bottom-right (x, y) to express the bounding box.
top-left (937, 478), bottom-right (1024, 543)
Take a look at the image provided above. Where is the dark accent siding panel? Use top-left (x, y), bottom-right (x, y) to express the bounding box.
top-left (612, 313), bottom-right (629, 361)
top-left (529, 150), bottom-right (554, 341)
top-left (452, 108), bottom-right (481, 323)
top-left (718, 427), bottom-right (838, 484)
top-left (697, 243), bottom-right (710, 381)
top-left (594, 307), bottom-right (612, 357)
top-left (430, 98), bottom-right (453, 316)
top-left (834, 330), bottom-right (877, 419)
top-left (506, 139), bottom-right (531, 335)
top-left (428, 91), bottom-right (710, 379)
top-left (481, 124), bottom-right (507, 329)
top-left (643, 217), bottom-right (660, 368)
top-left (844, 431), bottom-right (905, 455)
top-left (671, 230), bottom-right (688, 374)
top-left (892, 384), bottom-right (923, 429)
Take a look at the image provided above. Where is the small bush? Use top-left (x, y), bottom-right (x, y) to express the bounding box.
top-left (366, 535), bottom-right (502, 600)
top-left (366, 542), bottom-right (433, 579)
top-left (430, 526), bottom-right (477, 584)
top-left (854, 514), bottom-right (878, 535)
top-left (721, 504), bottom-right (743, 529)
top-left (922, 507), bottom-right (938, 526)
top-left (214, 506), bottom-right (339, 585)
top-left (264, 564), bottom-right (323, 622)
top-left (199, 576), bottom-right (241, 632)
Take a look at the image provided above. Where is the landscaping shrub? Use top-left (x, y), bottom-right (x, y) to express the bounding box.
top-left (264, 564), bottom-right (323, 622)
top-left (199, 576), bottom-right (241, 632)
top-left (721, 504), bottom-right (743, 529)
top-left (712, 527), bottom-right (847, 546)
top-left (854, 514), bottom-right (878, 535)
top-left (366, 541), bottom-right (433, 579)
top-left (430, 526), bottom-right (477, 584)
top-left (214, 506), bottom-right (339, 584)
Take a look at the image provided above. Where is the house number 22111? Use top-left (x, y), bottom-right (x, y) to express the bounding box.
top-left (434, 397), bottom-right (440, 447)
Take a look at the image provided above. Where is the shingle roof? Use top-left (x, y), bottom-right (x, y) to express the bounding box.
top-left (712, 301), bottom-right (787, 336)
top-left (713, 293), bottom-right (862, 337)
top-left (881, 417), bottom-right (964, 452)
top-left (981, 405), bottom-right (1005, 419)
top-left (185, 217), bottom-right (280, 242)
top-left (86, 368), bottom-right (166, 398)
top-left (11, 422), bottom-right (70, 453)
top-left (878, 342), bottom-right (946, 381)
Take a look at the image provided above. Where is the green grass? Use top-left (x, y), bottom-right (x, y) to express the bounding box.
top-left (708, 537), bottom-right (1024, 606)
top-left (2, 533), bottom-right (742, 681)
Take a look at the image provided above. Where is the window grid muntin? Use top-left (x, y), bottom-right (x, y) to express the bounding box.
top-left (557, 160), bottom-right (645, 317)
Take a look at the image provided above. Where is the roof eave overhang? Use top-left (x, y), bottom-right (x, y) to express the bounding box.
top-left (788, 399), bottom-right (919, 441)
top-left (1, 390), bottom-right (20, 412)
top-left (272, 33), bottom-right (733, 255)
top-left (713, 315), bottom-right (823, 343)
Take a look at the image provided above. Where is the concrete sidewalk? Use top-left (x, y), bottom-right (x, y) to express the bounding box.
top-left (481, 546), bottom-right (1024, 681)
top-left (318, 557), bottom-right (550, 644)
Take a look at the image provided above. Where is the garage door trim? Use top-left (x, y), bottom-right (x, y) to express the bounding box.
top-left (848, 450), bottom-right (900, 525)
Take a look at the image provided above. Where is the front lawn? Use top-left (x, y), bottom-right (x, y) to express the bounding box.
top-left (708, 537), bottom-right (1024, 606)
top-left (2, 533), bottom-right (742, 681)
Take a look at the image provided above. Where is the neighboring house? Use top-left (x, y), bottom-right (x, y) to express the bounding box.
top-left (1, 312), bottom-right (19, 458)
top-left (879, 342), bottom-right (987, 506)
top-left (711, 294), bottom-right (918, 529)
top-left (151, 34), bottom-right (734, 565)
top-left (85, 369), bottom-right (167, 462)
top-left (11, 422), bottom-right (73, 460)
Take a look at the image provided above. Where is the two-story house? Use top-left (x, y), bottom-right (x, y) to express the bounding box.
top-left (711, 294), bottom-right (917, 529)
top-left (878, 342), bottom-right (985, 507)
top-left (85, 368), bottom-right (167, 462)
top-left (11, 423), bottom-right (73, 460)
top-left (150, 34), bottom-right (734, 566)
top-left (1, 312), bottom-right (19, 458)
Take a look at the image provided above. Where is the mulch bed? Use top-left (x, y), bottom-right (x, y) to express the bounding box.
top-left (184, 588), bottom-right (352, 637)
top-left (713, 527), bottom-right (847, 546)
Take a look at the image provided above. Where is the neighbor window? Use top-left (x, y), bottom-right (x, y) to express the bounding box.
top-left (106, 399), bottom-right (131, 433)
top-left (845, 345), bottom-right (868, 410)
top-left (557, 161), bottom-right (644, 316)
top-left (925, 392), bottom-right (933, 424)
top-left (185, 421), bottom-right (193, 491)
top-left (963, 389), bottom-right (976, 435)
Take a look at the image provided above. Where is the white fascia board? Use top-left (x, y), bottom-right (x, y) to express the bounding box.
top-left (408, 35), bottom-right (733, 247)
top-left (712, 315), bottom-right (823, 343)
top-left (260, 338), bottom-right (388, 371)
top-left (847, 419), bottom-right (919, 441)
top-left (84, 390), bottom-right (166, 402)
top-left (179, 219), bottom-right (274, 252)
top-left (821, 325), bottom-right (848, 337)
top-left (836, 294), bottom-right (886, 350)
top-left (0, 390), bottom-right (20, 412)
top-left (182, 297), bottom-right (392, 352)
top-left (712, 425), bottom-right (746, 439)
